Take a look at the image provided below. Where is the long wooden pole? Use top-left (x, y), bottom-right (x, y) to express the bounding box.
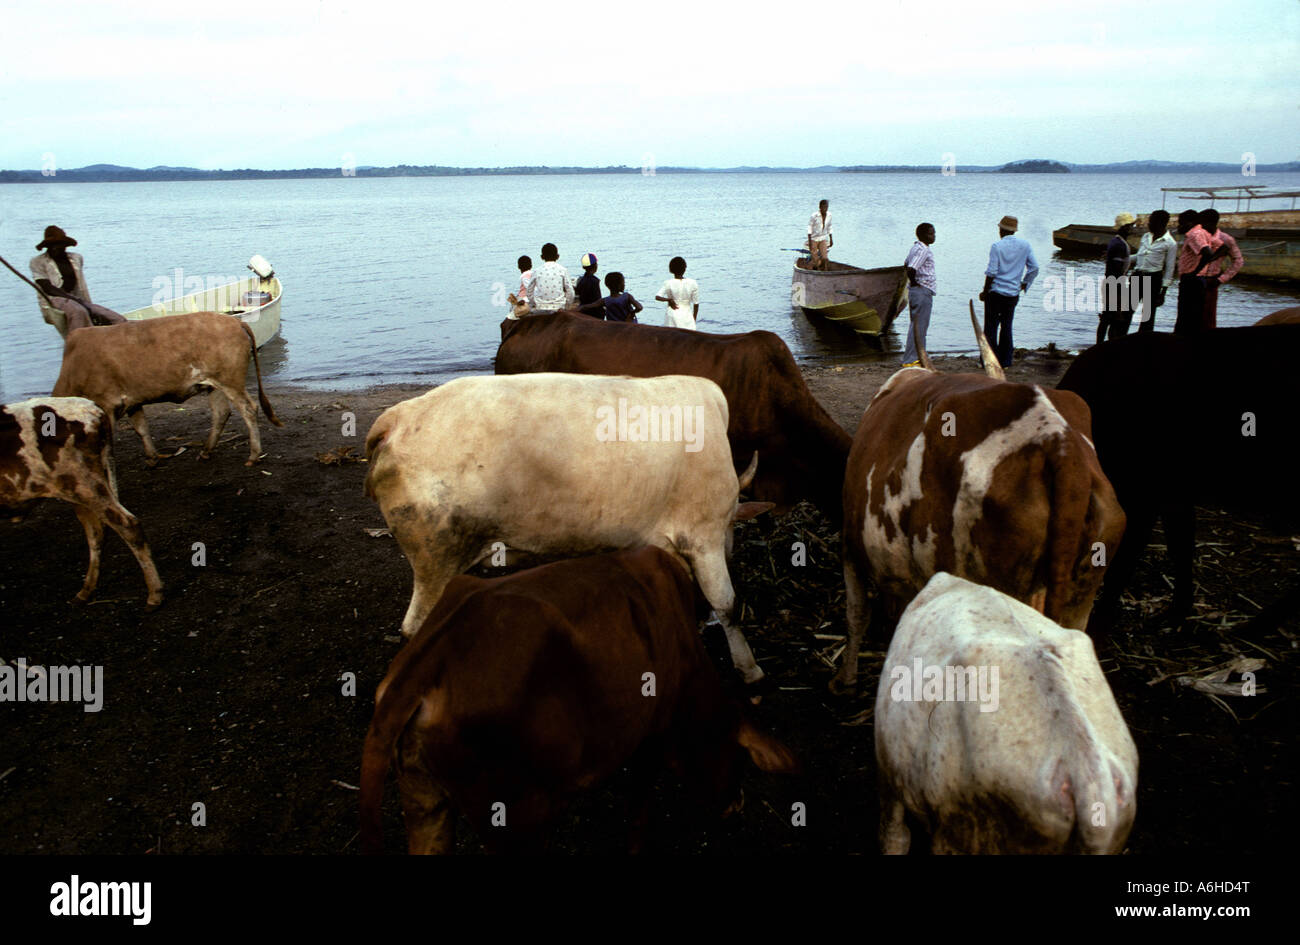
top-left (0, 252), bottom-right (54, 302)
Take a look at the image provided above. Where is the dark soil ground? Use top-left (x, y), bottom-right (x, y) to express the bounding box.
top-left (2, 349), bottom-right (1295, 854)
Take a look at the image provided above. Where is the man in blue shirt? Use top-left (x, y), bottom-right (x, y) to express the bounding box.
top-left (979, 215), bottom-right (1039, 369)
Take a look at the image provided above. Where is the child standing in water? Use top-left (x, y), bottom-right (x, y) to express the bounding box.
top-left (655, 256), bottom-right (699, 330)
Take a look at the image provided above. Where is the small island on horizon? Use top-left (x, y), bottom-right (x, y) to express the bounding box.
top-left (2, 158), bottom-right (1296, 183)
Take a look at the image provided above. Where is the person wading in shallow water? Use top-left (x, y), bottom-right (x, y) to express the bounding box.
top-left (30, 226), bottom-right (94, 337)
top-left (807, 199), bottom-right (833, 270)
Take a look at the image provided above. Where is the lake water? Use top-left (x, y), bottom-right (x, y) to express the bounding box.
top-left (3, 171), bottom-right (1298, 401)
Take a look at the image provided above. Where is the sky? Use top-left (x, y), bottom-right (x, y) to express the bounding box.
top-left (1, 0), bottom-right (1297, 170)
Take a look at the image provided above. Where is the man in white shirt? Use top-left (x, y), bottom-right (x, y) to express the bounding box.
top-left (901, 223), bottom-right (937, 366)
top-left (1131, 209), bottom-right (1178, 332)
top-left (807, 200), bottom-right (832, 271)
top-left (526, 243), bottom-right (574, 315)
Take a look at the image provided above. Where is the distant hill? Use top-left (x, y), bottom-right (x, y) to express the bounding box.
top-left (2, 158), bottom-right (1298, 183)
top-left (1000, 159), bottom-right (1070, 173)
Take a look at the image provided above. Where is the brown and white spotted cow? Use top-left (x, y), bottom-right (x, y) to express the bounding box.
top-left (831, 311), bottom-right (1125, 692)
top-left (1, 397), bottom-right (163, 608)
top-left (359, 547), bottom-right (798, 854)
top-left (876, 572), bottom-right (1137, 854)
top-left (52, 311), bottom-right (282, 466)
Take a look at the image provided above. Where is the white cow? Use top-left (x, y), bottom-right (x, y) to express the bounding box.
top-left (875, 572), bottom-right (1138, 854)
top-left (364, 373), bottom-right (770, 682)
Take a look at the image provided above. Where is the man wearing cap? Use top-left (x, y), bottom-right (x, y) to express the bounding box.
top-left (575, 253), bottom-right (603, 317)
top-left (1097, 212), bottom-right (1137, 343)
top-left (29, 225), bottom-right (91, 337)
top-left (978, 215), bottom-right (1038, 369)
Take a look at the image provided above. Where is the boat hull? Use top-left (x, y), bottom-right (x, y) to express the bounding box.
top-left (120, 274), bottom-right (282, 347)
top-left (791, 260), bottom-right (908, 336)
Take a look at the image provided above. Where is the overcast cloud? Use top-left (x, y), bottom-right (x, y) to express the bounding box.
top-left (1, 0), bottom-right (1296, 170)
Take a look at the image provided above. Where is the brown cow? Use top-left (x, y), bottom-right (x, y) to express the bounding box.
top-left (52, 311), bottom-right (282, 467)
top-left (832, 310), bottom-right (1125, 692)
top-left (495, 311), bottom-right (851, 522)
top-left (1, 397), bottom-right (163, 609)
top-left (358, 546), bottom-right (798, 854)
top-left (1254, 306), bottom-right (1300, 326)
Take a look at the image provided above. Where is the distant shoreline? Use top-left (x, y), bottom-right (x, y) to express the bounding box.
top-left (4, 160), bottom-right (1298, 184)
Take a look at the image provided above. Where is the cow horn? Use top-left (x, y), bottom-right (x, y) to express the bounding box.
top-left (737, 451), bottom-right (759, 491)
top-left (912, 315), bottom-right (934, 371)
top-left (970, 299), bottom-right (1005, 380)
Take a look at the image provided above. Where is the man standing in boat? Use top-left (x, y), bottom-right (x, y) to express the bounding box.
top-left (807, 200), bottom-right (833, 271)
top-left (979, 215), bottom-right (1038, 369)
top-left (901, 223), bottom-right (937, 367)
top-left (29, 225), bottom-right (91, 337)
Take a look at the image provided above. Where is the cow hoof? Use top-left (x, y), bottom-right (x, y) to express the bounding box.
top-left (72, 591), bottom-right (92, 605)
top-left (144, 596), bottom-right (164, 612)
top-left (199, 450), bottom-right (213, 461)
top-left (144, 456), bottom-right (159, 468)
top-left (827, 673), bottom-right (856, 697)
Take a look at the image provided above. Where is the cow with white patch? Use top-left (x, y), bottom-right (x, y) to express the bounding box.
top-left (832, 308), bottom-right (1125, 692)
top-left (876, 572), bottom-right (1138, 854)
top-left (52, 311), bottom-right (282, 467)
top-left (1, 397), bottom-right (163, 609)
top-left (365, 373), bottom-right (771, 683)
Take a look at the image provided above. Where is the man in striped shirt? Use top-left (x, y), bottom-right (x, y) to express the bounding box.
top-left (901, 223), bottom-right (937, 367)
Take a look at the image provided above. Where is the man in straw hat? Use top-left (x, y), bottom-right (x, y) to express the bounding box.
top-left (30, 225), bottom-right (95, 337)
top-left (978, 214), bottom-right (1038, 369)
top-left (1097, 211), bottom-right (1137, 343)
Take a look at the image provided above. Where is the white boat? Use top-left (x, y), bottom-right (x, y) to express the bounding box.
top-left (120, 255), bottom-right (282, 347)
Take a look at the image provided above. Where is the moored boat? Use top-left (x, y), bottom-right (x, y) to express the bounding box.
top-left (120, 255), bottom-right (282, 347)
top-left (791, 258), bottom-right (908, 337)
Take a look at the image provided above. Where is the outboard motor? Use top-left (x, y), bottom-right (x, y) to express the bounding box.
top-left (243, 255), bottom-right (274, 307)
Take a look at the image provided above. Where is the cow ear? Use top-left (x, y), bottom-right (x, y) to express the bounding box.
top-left (733, 501), bottom-right (775, 523)
top-left (737, 720), bottom-right (799, 774)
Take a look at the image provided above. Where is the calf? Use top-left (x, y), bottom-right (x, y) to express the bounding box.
top-left (52, 311), bottom-right (282, 466)
top-left (833, 313), bottom-right (1124, 691)
top-left (365, 372), bottom-right (771, 682)
top-left (1, 397), bottom-right (163, 609)
top-left (495, 311), bottom-right (852, 523)
top-left (358, 547), bottom-right (797, 854)
top-left (876, 572), bottom-right (1138, 854)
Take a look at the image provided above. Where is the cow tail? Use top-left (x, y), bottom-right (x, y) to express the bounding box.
top-left (1043, 439), bottom-right (1092, 623)
top-left (1041, 653), bottom-right (1127, 853)
top-left (239, 321), bottom-right (283, 427)
top-left (358, 685), bottom-right (423, 855)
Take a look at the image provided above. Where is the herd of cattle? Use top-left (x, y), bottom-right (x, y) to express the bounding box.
top-left (4, 302), bottom-right (1298, 854)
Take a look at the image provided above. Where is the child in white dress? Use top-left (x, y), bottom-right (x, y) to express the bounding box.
top-left (655, 256), bottom-right (699, 330)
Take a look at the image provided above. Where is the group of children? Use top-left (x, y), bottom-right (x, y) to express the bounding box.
top-left (512, 246), bottom-right (701, 329)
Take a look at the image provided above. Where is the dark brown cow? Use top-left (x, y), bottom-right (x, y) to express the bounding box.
top-left (52, 311), bottom-right (282, 466)
top-left (1, 397), bottom-right (163, 608)
top-left (495, 311), bottom-right (851, 522)
top-left (358, 546), bottom-right (797, 854)
top-left (1254, 306), bottom-right (1300, 326)
top-left (833, 316), bottom-right (1125, 692)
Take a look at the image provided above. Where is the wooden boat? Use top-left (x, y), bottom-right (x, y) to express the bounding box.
top-left (791, 258), bottom-right (908, 337)
top-left (120, 256), bottom-right (282, 347)
top-left (1051, 225), bottom-right (1300, 282)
